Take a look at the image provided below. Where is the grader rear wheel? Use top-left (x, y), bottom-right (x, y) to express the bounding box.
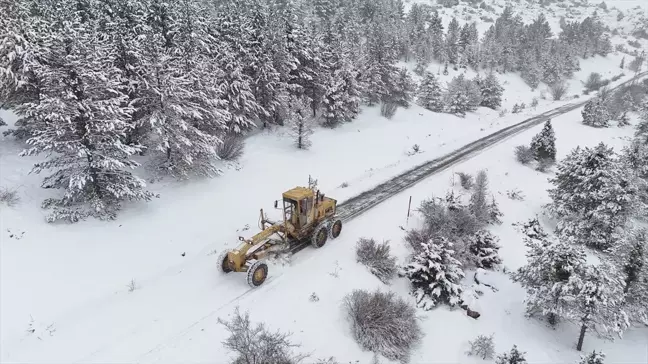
top-left (217, 250), bottom-right (233, 273)
top-left (311, 223), bottom-right (329, 248)
top-left (247, 261), bottom-right (268, 288)
top-left (329, 219), bottom-right (342, 239)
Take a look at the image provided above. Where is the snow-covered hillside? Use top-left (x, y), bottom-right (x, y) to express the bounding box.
top-left (1, 0), bottom-right (647, 363)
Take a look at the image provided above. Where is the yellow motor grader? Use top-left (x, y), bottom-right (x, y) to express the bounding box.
top-left (218, 179), bottom-right (343, 288)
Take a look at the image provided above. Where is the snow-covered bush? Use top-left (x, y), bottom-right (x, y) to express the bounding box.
top-left (514, 145), bottom-right (534, 165)
top-left (216, 134), bottom-right (245, 161)
top-left (584, 72), bottom-right (607, 93)
top-left (468, 230), bottom-right (502, 269)
top-left (0, 186), bottom-right (20, 207)
top-left (578, 350), bottom-right (605, 364)
top-left (466, 334), bottom-right (496, 360)
top-left (218, 307), bottom-right (306, 364)
top-left (456, 172), bottom-right (474, 190)
top-left (582, 97), bottom-right (611, 127)
top-left (343, 289), bottom-right (423, 363)
top-left (403, 237), bottom-right (465, 310)
top-left (415, 192), bottom-right (480, 244)
top-left (355, 238), bottom-right (398, 284)
top-left (495, 345), bottom-right (527, 364)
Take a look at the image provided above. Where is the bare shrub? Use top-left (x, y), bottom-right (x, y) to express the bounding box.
top-left (506, 189), bottom-right (525, 201)
top-left (535, 158), bottom-right (553, 172)
top-left (356, 238), bottom-right (398, 284)
top-left (417, 194), bottom-right (480, 242)
top-left (217, 133), bottom-right (245, 161)
top-left (514, 145), bottom-right (533, 165)
top-left (127, 279), bottom-right (137, 292)
top-left (584, 72), bottom-right (607, 93)
top-left (0, 187), bottom-right (20, 207)
top-left (380, 103), bottom-right (398, 119)
top-left (343, 289), bottom-right (423, 363)
top-left (456, 172), bottom-right (474, 190)
top-left (549, 81), bottom-right (568, 101)
top-left (218, 307), bottom-right (307, 364)
top-left (467, 334), bottom-right (496, 360)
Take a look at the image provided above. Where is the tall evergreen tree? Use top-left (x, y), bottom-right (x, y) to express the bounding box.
top-left (479, 73), bottom-right (504, 110)
top-left (417, 72), bottom-right (444, 112)
top-left (547, 143), bottom-right (637, 250)
top-left (20, 1), bottom-right (154, 222)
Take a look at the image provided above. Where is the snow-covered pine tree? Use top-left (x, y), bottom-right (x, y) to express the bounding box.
top-left (287, 96), bottom-right (315, 150)
top-left (530, 119), bottom-right (557, 162)
top-left (569, 264), bottom-right (628, 351)
top-left (20, 2), bottom-right (154, 222)
top-left (512, 237), bottom-right (587, 325)
top-left (0, 0), bottom-right (49, 140)
top-left (582, 97), bottom-right (611, 127)
top-left (322, 52), bottom-right (362, 128)
top-left (468, 230), bottom-right (502, 269)
top-left (391, 68), bottom-right (417, 108)
top-left (446, 17), bottom-right (460, 66)
top-left (479, 73), bottom-right (504, 110)
top-left (547, 143), bottom-right (637, 250)
top-left (578, 351), bottom-right (605, 364)
top-left (517, 217), bottom-right (549, 243)
top-left (611, 228), bottom-right (648, 325)
top-left (417, 72), bottom-right (444, 112)
top-left (403, 237), bottom-right (465, 310)
top-left (469, 170), bottom-right (490, 224)
top-left (495, 345), bottom-right (527, 364)
top-left (489, 196), bottom-right (503, 225)
top-left (447, 91), bottom-right (470, 117)
top-left (445, 74), bottom-right (482, 114)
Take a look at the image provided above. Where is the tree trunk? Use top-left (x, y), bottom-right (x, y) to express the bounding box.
top-left (576, 322), bottom-right (587, 351)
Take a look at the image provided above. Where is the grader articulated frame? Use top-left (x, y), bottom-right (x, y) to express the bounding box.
top-left (218, 179), bottom-right (343, 288)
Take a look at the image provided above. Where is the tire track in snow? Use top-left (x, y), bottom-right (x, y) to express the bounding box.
top-left (84, 73), bottom-right (648, 363)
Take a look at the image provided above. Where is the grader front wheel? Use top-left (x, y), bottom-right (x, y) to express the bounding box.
top-left (247, 261), bottom-right (268, 288)
top-left (329, 219), bottom-right (342, 239)
top-left (217, 250), bottom-right (233, 274)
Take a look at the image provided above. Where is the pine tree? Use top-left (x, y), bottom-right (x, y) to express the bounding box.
top-left (403, 237), bottom-right (465, 310)
top-left (579, 351), bottom-right (605, 364)
top-left (582, 97), bottom-right (611, 127)
top-left (288, 96), bottom-right (314, 150)
top-left (469, 170), bottom-right (490, 224)
top-left (390, 67), bottom-right (417, 108)
top-left (416, 72), bottom-right (444, 112)
top-left (530, 119), bottom-right (557, 162)
top-left (468, 230), bottom-right (502, 269)
top-left (512, 238), bottom-right (587, 324)
top-left (446, 18), bottom-right (460, 66)
top-left (547, 143), bottom-right (637, 250)
top-left (495, 345), bottom-right (527, 364)
top-left (20, 2), bottom-right (154, 222)
top-left (322, 54), bottom-right (362, 128)
top-left (571, 264), bottom-right (628, 351)
top-left (479, 73), bottom-right (504, 110)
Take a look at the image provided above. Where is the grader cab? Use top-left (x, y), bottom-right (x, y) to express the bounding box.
top-left (218, 180), bottom-right (343, 288)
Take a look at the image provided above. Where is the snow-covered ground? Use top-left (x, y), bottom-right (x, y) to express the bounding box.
top-left (1, 0), bottom-right (647, 363)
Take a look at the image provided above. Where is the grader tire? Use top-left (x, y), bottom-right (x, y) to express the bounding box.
top-left (311, 222), bottom-right (329, 248)
top-left (247, 261), bottom-right (268, 288)
top-left (217, 250), bottom-right (233, 274)
top-left (329, 219), bottom-right (342, 239)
